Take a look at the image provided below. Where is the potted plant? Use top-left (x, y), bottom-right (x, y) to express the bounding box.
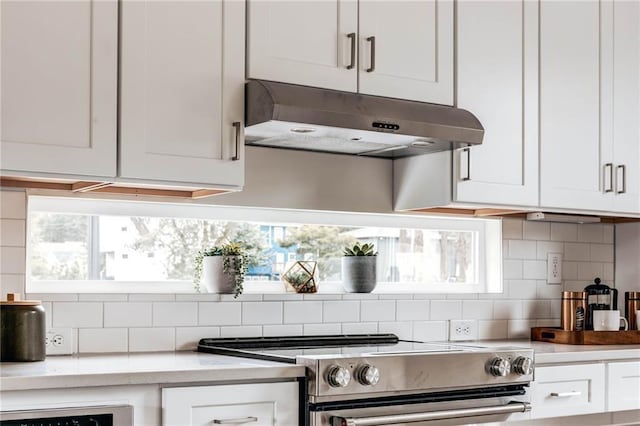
top-left (342, 242), bottom-right (377, 293)
top-left (194, 242), bottom-right (246, 298)
top-left (282, 260), bottom-right (318, 293)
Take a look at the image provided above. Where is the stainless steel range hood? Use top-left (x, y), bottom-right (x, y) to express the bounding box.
top-left (245, 80), bottom-right (484, 159)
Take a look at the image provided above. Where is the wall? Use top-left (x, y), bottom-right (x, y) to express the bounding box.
top-left (0, 190), bottom-right (616, 353)
top-left (615, 222), bottom-right (640, 295)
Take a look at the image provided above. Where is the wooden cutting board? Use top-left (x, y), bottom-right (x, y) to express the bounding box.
top-left (531, 327), bottom-right (640, 345)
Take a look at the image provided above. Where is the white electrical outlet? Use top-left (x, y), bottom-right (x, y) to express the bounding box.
top-left (449, 320), bottom-right (478, 341)
top-left (45, 328), bottom-right (73, 355)
top-left (547, 252), bottom-right (563, 284)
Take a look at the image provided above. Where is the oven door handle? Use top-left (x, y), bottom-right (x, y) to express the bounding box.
top-left (330, 401), bottom-right (531, 426)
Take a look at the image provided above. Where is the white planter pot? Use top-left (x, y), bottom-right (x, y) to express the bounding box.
top-left (201, 255), bottom-right (240, 294)
top-left (342, 256), bottom-right (377, 293)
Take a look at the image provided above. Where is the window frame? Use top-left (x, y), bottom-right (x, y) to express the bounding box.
top-left (26, 196), bottom-right (502, 294)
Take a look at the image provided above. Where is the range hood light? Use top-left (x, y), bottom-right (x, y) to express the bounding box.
top-left (290, 127), bottom-right (316, 134)
top-left (411, 139), bottom-right (436, 148)
top-left (526, 212), bottom-right (601, 224)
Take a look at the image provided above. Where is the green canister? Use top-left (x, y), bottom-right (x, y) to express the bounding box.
top-left (1, 293), bottom-right (46, 362)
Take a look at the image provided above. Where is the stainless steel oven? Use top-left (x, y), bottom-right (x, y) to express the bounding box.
top-left (198, 334), bottom-right (534, 426)
top-left (0, 405), bottom-right (133, 426)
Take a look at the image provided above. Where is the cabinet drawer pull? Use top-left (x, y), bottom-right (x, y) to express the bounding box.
top-left (461, 148), bottom-right (471, 181)
top-left (232, 121), bottom-right (242, 161)
top-left (347, 33), bottom-right (356, 70)
top-left (213, 416), bottom-right (258, 424)
top-left (549, 391), bottom-right (582, 398)
top-left (366, 36), bottom-right (376, 72)
top-left (616, 164), bottom-right (626, 194)
top-left (604, 163), bottom-right (614, 193)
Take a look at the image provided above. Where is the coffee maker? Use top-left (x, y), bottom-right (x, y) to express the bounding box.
top-left (584, 277), bottom-right (618, 330)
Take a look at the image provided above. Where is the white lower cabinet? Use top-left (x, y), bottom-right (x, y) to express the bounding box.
top-left (531, 364), bottom-right (605, 419)
top-left (607, 361), bottom-right (640, 412)
top-left (162, 382), bottom-right (299, 426)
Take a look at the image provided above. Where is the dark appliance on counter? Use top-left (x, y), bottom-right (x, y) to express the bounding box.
top-left (0, 293), bottom-right (45, 362)
top-left (198, 334), bottom-right (533, 426)
top-left (584, 278), bottom-right (619, 330)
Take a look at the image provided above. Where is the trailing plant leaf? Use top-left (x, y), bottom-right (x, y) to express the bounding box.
top-left (343, 241), bottom-right (377, 256)
top-left (194, 241), bottom-right (247, 298)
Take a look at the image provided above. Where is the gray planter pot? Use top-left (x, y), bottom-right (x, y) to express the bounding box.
top-left (342, 256), bottom-right (377, 293)
top-left (202, 255), bottom-right (241, 294)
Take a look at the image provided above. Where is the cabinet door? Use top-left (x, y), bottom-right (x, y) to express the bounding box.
top-left (607, 361), bottom-right (640, 411)
top-left (0, 0), bottom-right (117, 177)
top-left (162, 382), bottom-right (299, 426)
top-left (120, 1), bottom-right (244, 187)
top-left (611, 0), bottom-right (640, 214)
top-left (247, 0), bottom-right (358, 93)
top-left (531, 364), bottom-right (605, 419)
top-left (358, 0), bottom-right (453, 105)
top-left (539, 1), bottom-right (614, 211)
top-left (454, 0), bottom-right (538, 206)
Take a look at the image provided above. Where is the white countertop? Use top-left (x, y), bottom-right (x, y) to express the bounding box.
top-left (1, 341), bottom-right (639, 392)
top-left (0, 351), bottom-right (306, 392)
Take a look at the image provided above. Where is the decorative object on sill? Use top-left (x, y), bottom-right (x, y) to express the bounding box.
top-left (282, 261), bottom-right (318, 293)
top-left (342, 242), bottom-right (378, 293)
top-left (194, 242), bottom-right (246, 298)
top-left (531, 327), bottom-right (640, 345)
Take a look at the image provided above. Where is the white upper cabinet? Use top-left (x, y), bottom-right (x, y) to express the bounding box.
top-left (247, 0), bottom-right (358, 93)
top-left (119, 0), bottom-right (244, 187)
top-left (247, 0), bottom-right (453, 105)
top-left (0, 0), bottom-right (117, 177)
top-left (454, 0), bottom-right (538, 206)
top-left (540, 0), bottom-right (639, 214)
top-left (358, 1), bottom-right (453, 104)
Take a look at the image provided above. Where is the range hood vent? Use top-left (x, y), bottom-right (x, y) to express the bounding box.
top-left (245, 80), bottom-right (484, 159)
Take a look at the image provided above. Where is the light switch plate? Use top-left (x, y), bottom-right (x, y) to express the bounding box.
top-left (547, 252), bottom-right (562, 284)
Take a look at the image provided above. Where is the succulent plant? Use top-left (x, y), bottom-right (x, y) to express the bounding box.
top-left (343, 242), bottom-right (377, 256)
top-left (194, 241), bottom-right (246, 297)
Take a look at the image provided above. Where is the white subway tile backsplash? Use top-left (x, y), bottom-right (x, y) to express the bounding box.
top-left (507, 280), bottom-right (537, 300)
top-left (42, 302), bottom-right (52, 329)
top-left (198, 302), bottom-right (241, 326)
top-left (304, 323), bottom-right (341, 335)
top-left (175, 327), bottom-right (220, 350)
top-left (578, 224), bottom-right (604, 243)
top-left (79, 294), bottom-right (128, 302)
top-left (342, 293), bottom-right (379, 300)
top-left (562, 261), bottom-right (578, 280)
top-left (28, 293), bottom-right (78, 301)
top-left (341, 322), bottom-right (378, 334)
top-left (502, 219), bottom-right (523, 240)
top-left (129, 328), bottom-right (175, 352)
top-left (154, 302), bottom-right (197, 326)
top-left (79, 328), bottom-right (128, 353)
top-left (0, 219), bottom-right (25, 246)
top-left (104, 303), bottom-right (152, 327)
top-left (550, 223), bottom-right (578, 242)
top-left (378, 294), bottom-right (413, 300)
top-left (175, 294), bottom-right (221, 301)
top-left (523, 260), bottom-right (547, 280)
top-left (242, 302), bottom-right (282, 325)
top-left (563, 280), bottom-right (588, 292)
top-left (523, 222), bottom-right (550, 241)
top-left (396, 300), bottom-right (429, 321)
top-left (536, 281), bottom-right (562, 299)
top-left (550, 301), bottom-right (561, 318)
top-left (590, 244), bottom-right (613, 262)
top-left (0, 274), bottom-right (24, 297)
top-left (564, 243), bottom-right (590, 261)
top-left (503, 260), bottom-right (523, 280)
top-left (493, 300), bottom-right (523, 320)
top-left (507, 320), bottom-right (536, 339)
top-left (412, 321), bottom-right (447, 342)
top-left (53, 302), bottom-right (103, 328)
top-left (361, 300), bottom-right (395, 322)
top-left (462, 300), bottom-right (493, 320)
top-left (507, 240), bottom-right (537, 259)
top-left (303, 294), bottom-right (342, 301)
top-left (263, 324), bottom-right (303, 336)
top-left (220, 326), bottom-right (262, 337)
top-left (522, 300), bottom-right (551, 319)
top-left (478, 320), bottom-right (508, 340)
top-left (0, 191), bottom-right (26, 219)
top-left (602, 263), bottom-right (614, 281)
top-left (577, 262), bottom-right (604, 281)
top-left (221, 294), bottom-right (263, 302)
top-left (430, 300), bottom-right (461, 320)
top-left (603, 225), bottom-right (614, 244)
top-left (536, 319), bottom-right (559, 327)
top-left (262, 294), bottom-right (304, 301)
top-left (0, 247), bottom-right (25, 274)
top-left (379, 321), bottom-right (413, 340)
top-left (128, 294), bottom-right (176, 302)
top-left (323, 301), bottom-right (360, 323)
top-left (536, 241), bottom-right (564, 260)
top-left (284, 301), bottom-right (322, 324)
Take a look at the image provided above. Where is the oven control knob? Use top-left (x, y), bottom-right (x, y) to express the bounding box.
top-left (326, 365), bottom-right (351, 387)
top-left (355, 364), bottom-right (380, 386)
top-left (512, 356), bottom-right (533, 375)
top-left (488, 357), bottom-right (511, 377)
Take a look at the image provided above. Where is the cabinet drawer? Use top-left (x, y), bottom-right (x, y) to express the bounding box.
top-left (531, 364), bottom-right (605, 419)
top-left (162, 381), bottom-right (299, 426)
top-left (607, 361), bottom-right (640, 412)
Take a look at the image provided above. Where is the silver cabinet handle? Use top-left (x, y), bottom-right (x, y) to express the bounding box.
top-left (461, 147), bottom-right (471, 181)
top-left (330, 402), bottom-right (530, 426)
top-left (346, 33), bottom-right (356, 70)
top-left (604, 163), bottom-right (614, 192)
top-left (232, 121), bottom-right (241, 161)
top-left (213, 416), bottom-right (258, 424)
top-left (617, 164), bottom-right (626, 194)
top-left (366, 36), bottom-right (375, 72)
top-left (550, 391), bottom-right (582, 398)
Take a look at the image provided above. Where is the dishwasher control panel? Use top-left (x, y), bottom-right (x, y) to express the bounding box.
top-left (0, 413), bottom-right (112, 426)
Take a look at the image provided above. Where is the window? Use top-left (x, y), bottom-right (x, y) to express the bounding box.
top-left (27, 196), bottom-right (502, 294)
